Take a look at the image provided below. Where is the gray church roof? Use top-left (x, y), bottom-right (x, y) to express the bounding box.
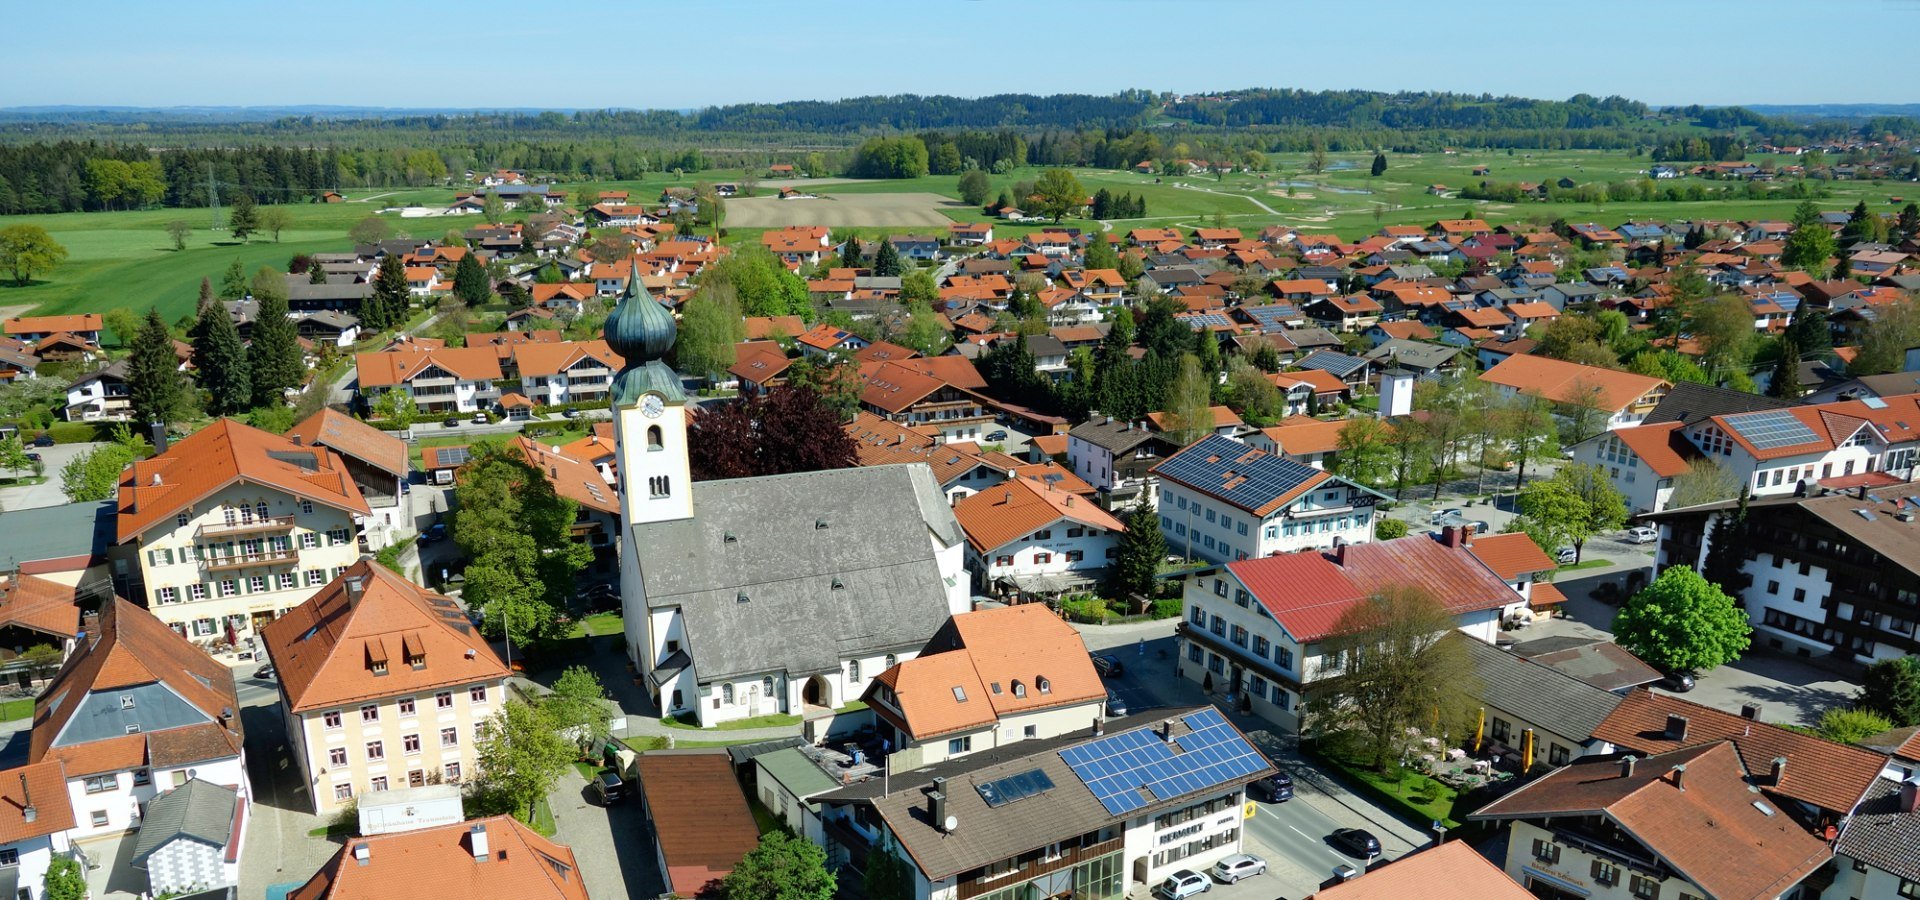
top-left (634, 463), bottom-right (962, 682)
top-left (130, 779), bottom-right (237, 866)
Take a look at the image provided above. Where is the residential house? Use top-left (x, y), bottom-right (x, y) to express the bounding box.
top-left (2, 315), bottom-right (102, 345)
top-left (1067, 415), bottom-right (1181, 510)
top-left (1362, 320), bottom-right (1436, 347)
top-left (856, 361), bottom-right (993, 443)
top-left (949, 222), bottom-right (994, 246)
top-left (727, 341), bottom-right (794, 395)
top-left (512, 340), bottom-right (619, 407)
top-left (285, 409), bottom-right (412, 547)
top-left (1828, 775), bottom-right (1920, 900)
top-left (1458, 637), bottom-right (1624, 767)
top-left (0, 761), bottom-right (77, 900)
top-left (1294, 349), bottom-right (1373, 388)
top-left (127, 778), bottom-right (245, 897)
top-left (31, 598), bottom-right (249, 841)
top-left (814, 707), bottom-right (1275, 900)
top-left (1270, 369), bottom-right (1352, 416)
top-left (355, 346), bottom-right (504, 414)
top-left (502, 436), bottom-right (620, 552)
top-left (794, 323), bottom-right (870, 358)
top-left (1153, 434), bottom-right (1385, 564)
top-left (260, 562), bottom-right (510, 815)
top-left (1480, 355), bottom-right (1669, 432)
top-left (1307, 841), bottom-right (1533, 900)
top-left (63, 360), bottom-right (131, 421)
top-left (1245, 416), bottom-right (1366, 469)
top-left (1303, 295), bottom-right (1385, 332)
top-left (634, 752), bottom-right (759, 898)
top-left (1361, 339), bottom-right (1464, 381)
top-left (1176, 528), bottom-right (1527, 729)
top-left (863, 604), bottom-right (1106, 768)
top-left (953, 477), bottom-right (1125, 596)
top-left (289, 815), bottom-right (590, 900)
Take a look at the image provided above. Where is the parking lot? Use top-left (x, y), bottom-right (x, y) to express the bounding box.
top-left (0, 439), bottom-right (99, 511)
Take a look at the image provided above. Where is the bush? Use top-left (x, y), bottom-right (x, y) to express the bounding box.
top-left (1058, 594), bottom-right (1113, 623)
top-left (1150, 598), bottom-right (1183, 619)
top-left (1375, 518), bottom-right (1409, 540)
top-left (45, 422), bottom-right (108, 444)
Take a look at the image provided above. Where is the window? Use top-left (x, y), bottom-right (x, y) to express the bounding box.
top-left (1899, 880), bottom-right (1920, 900)
top-left (1190, 607), bottom-right (1206, 626)
top-left (404, 734), bottom-right (421, 755)
top-left (1767, 580), bottom-right (1779, 595)
top-left (90, 810), bottom-right (108, 827)
top-left (188, 583), bottom-right (207, 600)
top-left (323, 710), bottom-right (342, 730)
top-left (1591, 860), bottom-right (1620, 887)
top-left (1530, 838), bottom-right (1560, 864)
top-left (1793, 587), bottom-right (1806, 603)
top-left (218, 580), bottom-right (238, 598)
top-left (0, 847), bottom-right (16, 866)
top-left (440, 727), bottom-right (458, 748)
top-left (648, 476), bottom-right (671, 498)
top-left (366, 741), bottom-right (384, 761)
top-left (133, 769), bottom-right (150, 786)
top-left (1209, 615), bottom-right (1225, 637)
top-left (300, 533), bottom-right (318, 550)
top-left (300, 500), bottom-right (314, 515)
top-left (176, 512), bottom-right (191, 528)
top-left (249, 576), bottom-right (267, 593)
top-left (443, 762), bottom-right (462, 782)
top-left (1035, 529), bottom-right (1052, 540)
top-left (1213, 580), bottom-right (1228, 598)
top-left (398, 697), bottom-right (415, 717)
top-left (1187, 645), bottom-right (1203, 664)
top-left (277, 572), bottom-right (297, 590)
top-left (327, 528), bottom-right (350, 546)
top-left (1234, 588), bottom-right (1250, 608)
top-left (1229, 625), bottom-right (1248, 648)
top-left (436, 691), bottom-right (453, 709)
top-left (848, 660), bottom-right (861, 682)
top-left (721, 683), bottom-right (735, 704)
top-left (1012, 681), bottom-right (1026, 698)
top-left (1038, 676), bottom-right (1050, 694)
top-left (647, 425), bottom-right (663, 451)
top-left (361, 704), bottom-right (379, 724)
top-left (1549, 744), bottom-right (1570, 766)
top-left (1629, 875), bottom-right (1661, 900)
top-left (470, 685), bottom-right (487, 704)
top-left (370, 776), bottom-right (389, 792)
top-left (83, 775), bottom-right (117, 794)
top-left (1248, 676), bottom-right (1267, 699)
top-left (157, 586), bottom-right (178, 604)
top-left (1065, 550), bottom-right (1083, 563)
top-left (1207, 653), bottom-right (1225, 674)
top-left (328, 748), bottom-right (347, 767)
top-left (947, 736), bottom-right (972, 755)
top-left (305, 568), bottom-right (325, 587)
top-left (334, 783), bottom-right (353, 802)
top-left (994, 555), bottom-right (1013, 567)
top-left (1275, 647), bottom-right (1293, 670)
top-left (1253, 636), bottom-right (1270, 657)
top-left (1491, 718), bottom-right (1512, 742)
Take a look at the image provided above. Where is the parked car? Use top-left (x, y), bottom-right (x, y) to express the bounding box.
top-left (563, 407), bottom-right (580, 419)
top-left (1554, 546), bottom-right (1577, 565)
top-left (1430, 508), bottom-right (1462, 524)
top-left (591, 769), bottom-right (626, 805)
top-left (442, 417), bottom-right (460, 428)
top-left (1153, 870), bottom-right (1211, 899)
top-left (1470, 520), bottom-right (1492, 534)
top-left (471, 412), bottom-right (489, 424)
top-left (1105, 690), bottom-right (1128, 718)
top-left (23, 452), bottom-right (41, 465)
top-left (1331, 828), bottom-right (1381, 859)
top-left (1660, 670), bottom-right (1697, 692)
top-left (1092, 655), bottom-right (1124, 678)
top-left (253, 663), bottom-right (276, 680)
top-left (419, 523), bottom-right (448, 544)
top-left (1209, 854), bottom-right (1267, 884)
top-left (986, 430), bottom-right (1008, 442)
top-left (1248, 773), bottom-right (1293, 802)
top-left (32, 433), bottom-right (52, 448)
top-left (1626, 525), bottom-right (1659, 544)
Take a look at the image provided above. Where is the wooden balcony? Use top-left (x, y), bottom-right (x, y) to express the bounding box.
top-left (198, 515), bottom-right (297, 539)
top-left (202, 548), bottom-right (299, 571)
top-left (956, 836), bottom-right (1122, 900)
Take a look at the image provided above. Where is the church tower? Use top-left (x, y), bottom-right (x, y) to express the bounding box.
top-left (605, 261), bottom-right (693, 524)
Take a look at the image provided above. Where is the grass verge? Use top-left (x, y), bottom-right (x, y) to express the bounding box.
top-left (1307, 739), bottom-right (1461, 828)
top-left (660, 710), bottom-right (802, 731)
top-left (0, 698), bottom-right (33, 721)
top-left (568, 611), bottom-right (624, 638)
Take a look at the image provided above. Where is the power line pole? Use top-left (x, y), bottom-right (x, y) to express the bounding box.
top-left (206, 163), bottom-right (221, 231)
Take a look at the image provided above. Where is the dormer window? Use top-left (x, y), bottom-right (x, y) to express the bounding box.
top-left (119, 695), bottom-right (136, 710)
top-left (1012, 681), bottom-right (1027, 699)
top-left (1038, 676), bottom-right (1051, 695)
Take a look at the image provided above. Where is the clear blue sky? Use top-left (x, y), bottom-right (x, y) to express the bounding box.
top-left (5, 0), bottom-right (1917, 109)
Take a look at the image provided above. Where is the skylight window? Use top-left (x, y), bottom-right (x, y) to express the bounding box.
top-left (952, 686), bottom-right (967, 702)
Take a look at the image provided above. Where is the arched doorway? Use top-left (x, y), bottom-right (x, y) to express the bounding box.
top-left (802, 675), bottom-right (831, 709)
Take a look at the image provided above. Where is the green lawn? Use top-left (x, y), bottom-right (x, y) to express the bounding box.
top-left (568, 611), bottom-right (625, 638)
top-left (1558, 558), bottom-right (1613, 572)
top-left (1312, 741), bottom-right (1462, 828)
top-left (661, 710), bottom-right (802, 732)
top-left (624, 734), bottom-right (768, 751)
top-left (0, 698), bottom-right (33, 722)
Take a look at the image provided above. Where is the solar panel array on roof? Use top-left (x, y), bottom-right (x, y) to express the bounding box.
top-left (976, 769), bottom-right (1056, 808)
top-left (436, 446), bottom-right (472, 466)
top-left (1178, 314), bottom-right (1233, 330)
top-left (1155, 435), bottom-right (1321, 510)
top-left (1243, 306), bottom-right (1299, 327)
top-left (1722, 410), bottom-right (1820, 450)
top-left (1059, 708), bottom-right (1269, 816)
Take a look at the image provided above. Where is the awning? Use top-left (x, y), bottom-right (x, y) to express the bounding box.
top-left (1530, 582), bottom-right (1569, 608)
top-left (1004, 572), bottom-right (1091, 595)
top-left (1521, 867), bottom-right (1591, 897)
top-left (648, 649), bottom-right (690, 689)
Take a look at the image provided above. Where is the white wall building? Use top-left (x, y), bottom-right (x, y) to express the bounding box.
top-left (1154, 434), bottom-right (1385, 564)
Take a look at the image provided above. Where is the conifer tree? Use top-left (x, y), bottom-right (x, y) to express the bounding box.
top-left (368, 254), bottom-right (409, 331)
top-left (193, 301), bottom-right (252, 415)
top-left (248, 290), bottom-right (303, 407)
top-left (127, 308), bottom-right (183, 427)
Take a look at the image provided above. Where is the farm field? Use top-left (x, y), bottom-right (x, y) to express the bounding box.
top-left (723, 191), bottom-right (967, 228)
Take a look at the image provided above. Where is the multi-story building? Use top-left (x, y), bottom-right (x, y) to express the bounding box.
top-left (289, 814), bottom-right (591, 900)
top-left (1066, 416), bottom-right (1180, 511)
top-left (116, 418), bottom-right (370, 648)
top-left (259, 562), bottom-right (510, 815)
top-left (1480, 354), bottom-right (1669, 433)
top-left (63, 360), bottom-right (131, 421)
top-left (815, 707), bottom-right (1275, 900)
top-left (511, 339), bottom-right (619, 407)
top-left (354, 346), bottom-right (504, 415)
top-left (1829, 775), bottom-right (1920, 900)
top-left (1469, 744), bottom-right (1833, 900)
top-left (1176, 527), bottom-right (1530, 732)
top-left (952, 477), bottom-right (1125, 596)
top-left (31, 598), bottom-right (249, 842)
top-left (284, 409), bottom-right (412, 548)
top-left (1648, 480), bottom-right (1920, 662)
top-left (856, 361), bottom-right (995, 444)
top-left (1153, 433), bottom-right (1386, 564)
top-left (863, 604), bottom-right (1106, 769)
top-left (0, 761), bottom-right (78, 900)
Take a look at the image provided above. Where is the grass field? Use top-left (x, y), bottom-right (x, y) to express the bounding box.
top-left (4, 150), bottom-right (1912, 327)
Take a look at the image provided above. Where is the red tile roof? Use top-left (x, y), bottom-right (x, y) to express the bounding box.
top-left (868, 605), bottom-right (1104, 741)
top-left (952, 476), bottom-right (1125, 554)
top-left (117, 418), bottom-right (371, 543)
top-left (1480, 355), bottom-right (1668, 414)
top-left (634, 752), bottom-right (760, 897)
top-left (1464, 532), bottom-right (1556, 581)
top-left (291, 814), bottom-right (589, 900)
top-left (1228, 534), bottom-right (1519, 643)
top-left (503, 435), bottom-right (619, 515)
top-left (1608, 422), bottom-right (1696, 478)
top-left (355, 347), bottom-right (504, 388)
top-left (1308, 841), bottom-right (1531, 900)
top-left (286, 408), bottom-right (409, 477)
top-left (0, 573), bottom-right (82, 639)
top-left (3, 314), bottom-right (101, 336)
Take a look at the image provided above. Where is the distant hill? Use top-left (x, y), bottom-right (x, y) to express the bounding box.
top-left (1743, 103), bottom-right (1920, 121)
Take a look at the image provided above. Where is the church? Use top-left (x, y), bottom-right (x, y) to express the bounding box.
top-left (603, 268), bottom-right (970, 728)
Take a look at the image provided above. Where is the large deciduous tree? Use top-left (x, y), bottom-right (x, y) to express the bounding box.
top-left (1613, 566), bottom-right (1751, 674)
top-left (1510, 462), bottom-right (1626, 562)
top-left (1666, 459), bottom-right (1740, 509)
top-left (454, 442), bottom-right (592, 649)
top-left (1856, 655), bottom-right (1920, 728)
top-left (687, 386), bottom-right (857, 482)
top-left (1781, 199), bottom-right (1836, 273)
top-left (721, 831), bottom-right (837, 900)
top-left (672, 287), bottom-right (745, 381)
top-left (474, 699), bottom-right (573, 821)
top-left (1160, 354), bottom-right (1214, 445)
top-left (1315, 586), bottom-right (1481, 770)
top-left (0, 224), bottom-right (68, 285)
top-left (1031, 168), bottom-right (1086, 223)
top-left (957, 169), bottom-right (991, 206)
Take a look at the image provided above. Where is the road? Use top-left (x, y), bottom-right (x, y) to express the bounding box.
top-left (0, 440), bottom-right (100, 511)
top-left (1167, 182), bottom-right (1281, 215)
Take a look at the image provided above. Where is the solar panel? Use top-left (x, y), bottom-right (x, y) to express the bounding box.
top-left (437, 446), bottom-right (472, 466)
top-left (1722, 410), bottom-right (1819, 450)
top-left (977, 768), bottom-right (1056, 807)
top-left (1156, 435), bottom-right (1320, 509)
top-left (1059, 708), bottom-right (1269, 816)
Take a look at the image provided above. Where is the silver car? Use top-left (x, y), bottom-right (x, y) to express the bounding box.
top-left (1154, 869), bottom-right (1210, 898)
top-left (1210, 853), bottom-right (1267, 884)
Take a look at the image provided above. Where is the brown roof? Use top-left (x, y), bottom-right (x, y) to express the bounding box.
top-left (951, 477), bottom-right (1125, 554)
top-left (117, 418), bottom-right (371, 543)
top-left (868, 605), bottom-right (1104, 741)
top-left (287, 408), bottom-right (409, 477)
top-left (742, 315), bottom-right (806, 340)
top-left (728, 341), bottom-right (793, 384)
top-left (1260, 415), bottom-right (1367, 457)
top-left (1228, 533), bottom-right (1519, 644)
top-left (0, 761), bottom-right (74, 844)
top-left (0, 573), bottom-right (82, 639)
top-left (1465, 532), bottom-right (1556, 581)
top-left (1308, 841), bottom-right (1530, 900)
top-left (1471, 743), bottom-right (1833, 900)
top-left (633, 752), bottom-right (760, 897)
top-left (503, 436), bottom-right (618, 515)
top-left (845, 413), bottom-right (987, 484)
top-left (32, 598), bottom-right (242, 777)
top-left (1480, 355), bottom-right (1667, 414)
top-left (1591, 688), bottom-right (1887, 814)
top-left (1029, 434), bottom-right (1069, 457)
top-left (290, 814), bottom-right (590, 900)
top-left (261, 561), bottom-right (508, 714)
top-left (509, 340), bottom-right (620, 378)
top-left (857, 361), bottom-right (947, 413)
top-left (1607, 421), bottom-right (1696, 478)
top-left (3, 314), bottom-right (101, 335)
top-left (355, 347), bottom-right (505, 388)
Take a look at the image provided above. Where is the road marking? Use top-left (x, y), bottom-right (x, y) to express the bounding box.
top-left (1288, 825), bottom-right (1313, 840)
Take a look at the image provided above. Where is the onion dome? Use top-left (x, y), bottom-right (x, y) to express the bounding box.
top-left (604, 260), bottom-right (676, 365)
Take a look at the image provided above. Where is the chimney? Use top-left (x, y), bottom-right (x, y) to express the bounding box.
top-left (1858, 485), bottom-right (1871, 500)
top-left (1771, 756), bottom-right (1788, 786)
top-left (1333, 541), bottom-right (1349, 566)
top-left (19, 773), bottom-right (33, 824)
top-left (1092, 717), bottom-right (1104, 737)
top-left (929, 778), bottom-right (948, 830)
top-left (1158, 718), bottom-right (1176, 742)
top-left (354, 843), bottom-right (371, 866)
top-left (149, 420), bottom-right (169, 454)
top-left (345, 575), bottom-right (366, 609)
top-left (1669, 764), bottom-right (1687, 791)
top-left (1901, 778), bottom-right (1919, 814)
top-left (1620, 755), bottom-right (1637, 778)
top-left (469, 823), bottom-right (490, 861)
top-left (1664, 714), bottom-right (1689, 741)
top-left (1740, 702), bottom-right (1763, 721)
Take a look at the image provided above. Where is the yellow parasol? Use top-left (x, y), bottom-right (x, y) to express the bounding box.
top-left (1472, 707), bottom-right (1485, 754)
top-left (1522, 728), bottom-right (1536, 774)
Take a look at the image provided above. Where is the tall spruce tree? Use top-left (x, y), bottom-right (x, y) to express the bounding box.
top-left (369, 254), bottom-right (409, 331)
top-left (840, 236), bottom-right (864, 269)
top-left (872, 239), bottom-right (902, 277)
top-left (1767, 339), bottom-right (1802, 399)
top-left (192, 301), bottom-right (251, 415)
top-left (227, 193), bottom-right (259, 242)
top-left (196, 276), bottom-right (216, 314)
top-left (452, 251), bottom-right (491, 307)
top-left (127, 308), bottom-right (183, 428)
top-left (218, 258), bottom-right (248, 300)
top-left (1370, 152), bottom-right (1388, 176)
top-left (248, 291), bottom-right (303, 407)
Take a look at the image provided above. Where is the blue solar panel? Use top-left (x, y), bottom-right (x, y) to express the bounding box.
top-left (1059, 709), bottom-right (1269, 816)
top-left (1723, 410), bottom-right (1819, 450)
top-left (977, 768), bottom-right (1055, 807)
top-left (1156, 435), bottom-right (1322, 511)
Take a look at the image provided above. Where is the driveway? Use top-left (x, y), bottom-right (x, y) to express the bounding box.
top-left (0, 440), bottom-right (99, 511)
top-left (547, 768), bottom-right (668, 898)
top-left (234, 671), bottom-right (343, 898)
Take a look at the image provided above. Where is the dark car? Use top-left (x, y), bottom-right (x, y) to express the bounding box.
top-left (591, 769), bottom-right (626, 805)
top-left (1331, 828), bottom-right (1381, 859)
top-left (563, 407), bottom-right (581, 419)
top-left (1661, 670), bottom-right (1697, 692)
top-left (1092, 655), bottom-right (1124, 678)
top-left (24, 452), bottom-right (41, 464)
top-left (32, 433), bottom-right (53, 448)
top-left (419, 523), bottom-right (448, 544)
top-left (1248, 773), bottom-right (1293, 802)
top-left (442, 416), bottom-right (461, 428)
top-left (1105, 690), bottom-right (1128, 718)
top-left (986, 430), bottom-right (1009, 442)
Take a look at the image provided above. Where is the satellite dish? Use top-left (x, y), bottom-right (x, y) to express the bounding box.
top-left (943, 815), bottom-right (959, 833)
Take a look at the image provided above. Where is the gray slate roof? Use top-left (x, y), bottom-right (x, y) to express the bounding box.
top-left (130, 778), bottom-right (237, 865)
top-left (1641, 380), bottom-right (1793, 427)
top-left (1458, 635), bottom-right (1624, 742)
top-left (1069, 416), bottom-right (1163, 454)
top-left (1362, 338), bottom-right (1462, 371)
top-left (1836, 776), bottom-right (1920, 882)
top-left (0, 500), bottom-right (115, 568)
top-left (634, 464), bottom-right (962, 681)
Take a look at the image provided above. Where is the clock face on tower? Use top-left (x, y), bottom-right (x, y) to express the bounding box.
top-left (639, 393), bottom-right (665, 418)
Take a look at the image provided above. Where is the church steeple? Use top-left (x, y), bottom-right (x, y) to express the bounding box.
top-left (605, 260), bottom-right (686, 406)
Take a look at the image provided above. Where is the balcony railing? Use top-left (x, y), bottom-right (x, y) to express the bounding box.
top-left (198, 515), bottom-right (297, 539)
top-left (202, 548), bottom-right (299, 571)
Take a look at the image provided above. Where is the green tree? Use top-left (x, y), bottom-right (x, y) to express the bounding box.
top-left (481, 192), bottom-right (507, 223)
top-left (543, 666), bottom-right (613, 756)
top-left (957, 169), bottom-right (991, 206)
top-left (348, 215), bottom-right (392, 246)
top-left (455, 442), bottom-right (591, 648)
top-left (192, 300), bottom-right (252, 416)
top-left (1370, 152), bottom-right (1388, 176)
top-left (309, 263), bottom-right (329, 284)
top-left (246, 404), bottom-right (296, 434)
top-left (164, 219), bottom-right (192, 251)
top-left (370, 389), bottom-right (417, 428)
top-left (1513, 463), bottom-right (1626, 562)
top-left (862, 839), bottom-right (916, 900)
top-left (1853, 295), bottom-right (1920, 375)
top-left (128, 308), bottom-right (184, 427)
top-left (871, 239), bottom-right (902, 277)
top-left (218, 258), bottom-right (249, 300)
top-left (0, 434), bottom-right (32, 478)
top-left (452, 251), bottom-right (492, 307)
top-left (0, 223), bottom-right (68, 285)
top-left (1857, 656), bottom-right (1920, 727)
top-left (1374, 518), bottom-right (1409, 540)
top-left (1333, 417), bottom-right (1394, 487)
top-left (899, 300), bottom-right (949, 357)
top-left (474, 698), bottom-right (573, 820)
top-left (257, 206), bottom-right (293, 243)
top-left (1767, 338), bottom-right (1802, 398)
top-left (1816, 707), bottom-right (1893, 745)
top-left (1108, 500), bottom-right (1166, 601)
top-left (1780, 200), bottom-right (1836, 273)
top-left (368, 254), bottom-right (410, 331)
top-left (42, 856), bottom-right (85, 900)
top-left (1667, 459), bottom-right (1740, 509)
top-left (672, 287), bottom-right (745, 381)
top-left (721, 830), bottom-right (836, 900)
top-left (60, 442), bottom-right (135, 502)
top-left (1316, 586), bottom-right (1481, 769)
top-left (1613, 566), bottom-right (1752, 674)
top-left (227, 193), bottom-right (260, 242)
top-left (900, 268), bottom-right (940, 305)
top-left (248, 289), bottom-right (303, 407)
top-left (1161, 354), bottom-right (1214, 445)
top-left (1031, 168), bottom-right (1086, 223)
